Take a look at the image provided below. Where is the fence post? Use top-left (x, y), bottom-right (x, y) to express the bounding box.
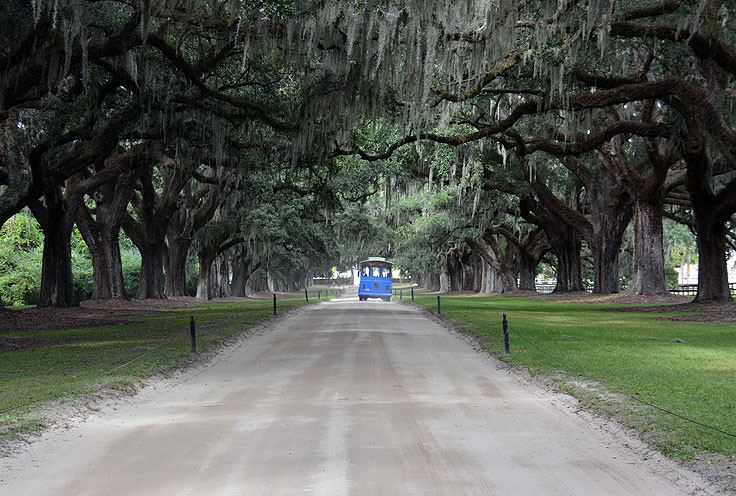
top-left (502, 313), bottom-right (510, 353)
top-left (190, 315), bottom-right (196, 353)
top-left (437, 295), bottom-right (441, 315)
top-left (400, 288), bottom-right (403, 300)
top-left (411, 287), bottom-right (414, 301)
top-left (318, 289), bottom-right (321, 299)
top-left (273, 294), bottom-right (277, 315)
top-left (305, 288), bottom-right (309, 303)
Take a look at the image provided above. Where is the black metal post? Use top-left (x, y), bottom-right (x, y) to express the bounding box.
top-left (273, 294), bottom-right (277, 315)
top-left (190, 315), bottom-right (196, 353)
top-left (411, 287), bottom-right (414, 301)
top-left (437, 295), bottom-right (441, 314)
top-left (400, 288), bottom-right (403, 300)
top-left (502, 313), bottom-right (510, 353)
top-left (318, 289), bottom-right (321, 299)
top-left (305, 288), bottom-right (309, 303)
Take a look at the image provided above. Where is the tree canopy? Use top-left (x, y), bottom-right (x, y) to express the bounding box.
top-left (1, 0), bottom-right (735, 305)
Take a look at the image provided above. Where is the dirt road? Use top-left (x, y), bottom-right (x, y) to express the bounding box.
top-left (0, 292), bottom-right (707, 495)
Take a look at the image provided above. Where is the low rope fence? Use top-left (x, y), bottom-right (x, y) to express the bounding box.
top-left (1, 291), bottom-right (342, 417)
top-left (500, 315), bottom-right (736, 440)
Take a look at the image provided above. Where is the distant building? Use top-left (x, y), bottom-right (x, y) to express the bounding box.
top-left (674, 258), bottom-right (736, 285)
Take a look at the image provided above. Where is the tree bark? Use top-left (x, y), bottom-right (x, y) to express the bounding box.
top-left (76, 171), bottom-right (135, 300)
top-left (195, 231), bottom-right (240, 300)
top-left (230, 247), bottom-right (257, 297)
top-left (210, 253), bottom-right (231, 298)
top-left (631, 197), bottom-right (667, 294)
top-left (30, 187), bottom-right (78, 307)
top-left (518, 251), bottom-right (537, 291)
top-left (196, 248), bottom-right (217, 300)
top-left (122, 164), bottom-right (187, 300)
top-left (553, 227), bottom-right (584, 293)
top-left (520, 196), bottom-right (583, 292)
top-left (439, 271), bottom-right (451, 293)
top-left (682, 106), bottom-right (734, 303)
top-left (467, 236), bottom-right (517, 293)
top-left (37, 210), bottom-right (77, 307)
top-left (165, 234), bottom-right (191, 297)
top-left (137, 239), bottom-right (166, 299)
top-left (692, 213), bottom-right (730, 302)
top-left (419, 269), bottom-right (441, 291)
top-left (77, 218), bottom-right (127, 299)
top-left (164, 181), bottom-right (222, 297)
top-left (587, 154), bottom-right (633, 295)
top-left (246, 270), bottom-right (270, 293)
top-left (592, 214), bottom-right (630, 294)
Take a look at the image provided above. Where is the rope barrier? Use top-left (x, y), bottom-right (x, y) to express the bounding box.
top-left (507, 326), bottom-right (736, 439)
top-left (0, 336), bottom-right (176, 416)
top-left (1, 297), bottom-right (311, 417)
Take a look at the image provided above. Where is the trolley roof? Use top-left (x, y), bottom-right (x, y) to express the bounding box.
top-left (359, 257), bottom-right (393, 266)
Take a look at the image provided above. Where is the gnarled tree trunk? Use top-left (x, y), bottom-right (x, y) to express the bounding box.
top-left (692, 214), bottom-right (730, 302)
top-left (77, 178), bottom-right (134, 300)
top-left (592, 215), bottom-right (630, 295)
top-left (30, 187), bottom-right (78, 307)
top-left (230, 246), bottom-right (253, 297)
top-left (165, 233), bottom-right (191, 297)
top-left (77, 219), bottom-right (127, 299)
top-left (467, 236), bottom-right (517, 294)
top-left (210, 253), bottom-right (231, 298)
top-left (631, 197), bottom-right (667, 294)
top-left (196, 248), bottom-right (217, 300)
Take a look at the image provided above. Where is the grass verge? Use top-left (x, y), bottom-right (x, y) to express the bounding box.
top-left (411, 294), bottom-right (736, 461)
top-left (0, 294), bottom-right (326, 447)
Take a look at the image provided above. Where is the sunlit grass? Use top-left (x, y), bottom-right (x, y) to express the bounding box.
top-left (412, 294), bottom-right (736, 459)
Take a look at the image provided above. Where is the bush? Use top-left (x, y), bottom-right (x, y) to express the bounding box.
top-left (0, 214), bottom-right (43, 305)
top-left (121, 247), bottom-right (141, 298)
top-left (71, 227), bottom-right (93, 301)
top-left (0, 268), bottom-right (41, 306)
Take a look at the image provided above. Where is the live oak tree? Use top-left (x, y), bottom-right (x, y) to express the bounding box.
top-left (324, 0), bottom-right (736, 302)
top-left (2, 0), bottom-right (735, 305)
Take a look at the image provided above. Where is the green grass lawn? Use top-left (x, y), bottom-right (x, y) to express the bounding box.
top-left (0, 294), bottom-right (330, 445)
top-left (412, 294), bottom-right (736, 460)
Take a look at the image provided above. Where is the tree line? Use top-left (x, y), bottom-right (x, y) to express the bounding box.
top-left (333, 0), bottom-right (736, 302)
top-left (1, 0), bottom-right (734, 306)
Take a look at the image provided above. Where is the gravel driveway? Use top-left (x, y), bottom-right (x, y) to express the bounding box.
top-left (0, 291), bottom-right (709, 495)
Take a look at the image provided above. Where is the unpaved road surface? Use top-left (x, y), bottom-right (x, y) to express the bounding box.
top-left (0, 292), bottom-right (708, 495)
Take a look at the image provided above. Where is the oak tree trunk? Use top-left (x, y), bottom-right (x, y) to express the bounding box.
top-left (165, 236), bottom-right (191, 297)
top-left (439, 271), bottom-right (451, 293)
top-left (31, 188), bottom-right (78, 307)
top-left (77, 211), bottom-right (128, 300)
top-left (518, 252), bottom-right (537, 291)
top-left (196, 249), bottom-right (217, 300)
top-left (548, 227), bottom-right (583, 293)
top-left (230, 249), bottom-right (250, 297)
top-left (210, 253), bottom-right (231, 298)
top-left (693, 210), bottom-right (731, 302)
top-left (592, 205), bottom-right (631, 294)
top-left (137, 239), bottom-right (166, 299)
top-left (38, 214), bottom-right (77, 307)
top-left (631, 198), bottom-right (668, 294)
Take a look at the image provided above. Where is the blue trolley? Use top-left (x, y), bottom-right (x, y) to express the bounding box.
top-left (358, 257), bottom-right (392, 301)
